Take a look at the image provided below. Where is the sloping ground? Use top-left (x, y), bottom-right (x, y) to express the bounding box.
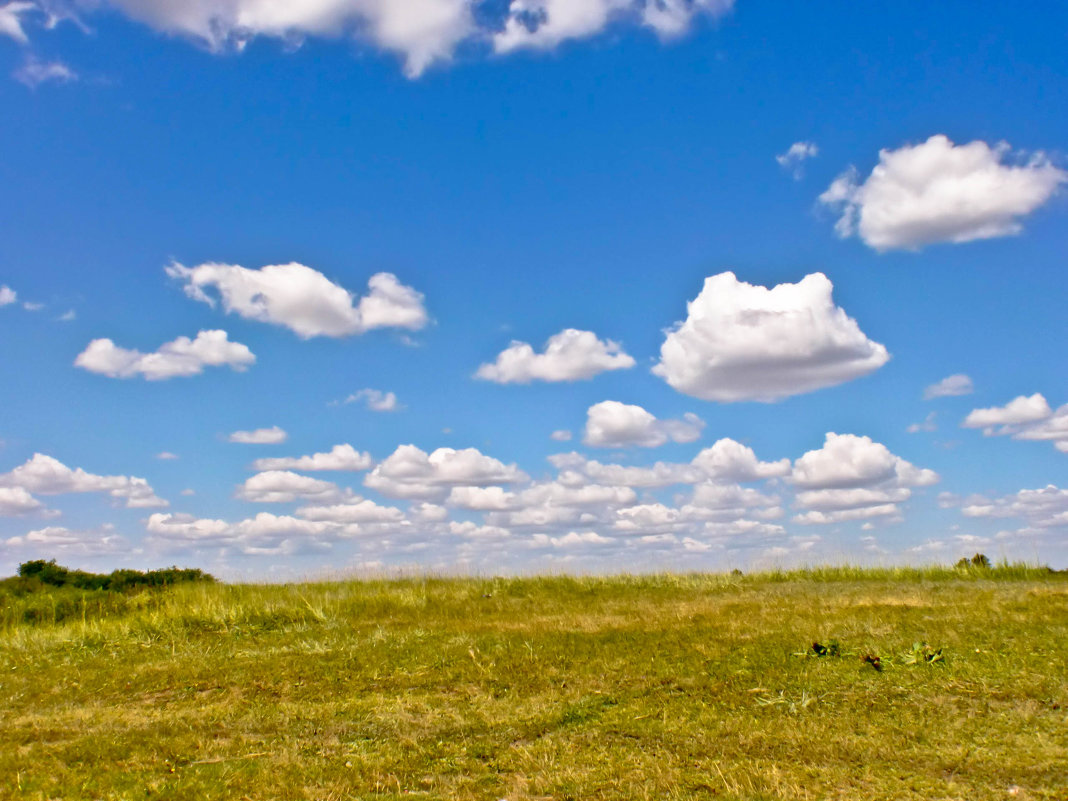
top-left (1, 568), bottom-right (1066, 800)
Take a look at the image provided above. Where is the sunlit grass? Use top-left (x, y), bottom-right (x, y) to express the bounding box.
top-left (2, 565), bottom-right (1065, 799)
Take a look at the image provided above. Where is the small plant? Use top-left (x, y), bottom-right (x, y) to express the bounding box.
top-left (810, 639), bottom-right (840, 657)
top-left (862, 653), bottom-right (883, 671)
top-left (901, 642), bottom-right (945, 665)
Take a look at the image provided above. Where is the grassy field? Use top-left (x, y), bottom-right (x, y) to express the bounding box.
top-left (1, 565), bottom-right (1066, 800)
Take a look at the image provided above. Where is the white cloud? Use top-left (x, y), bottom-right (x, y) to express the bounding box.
top-left (531, 530), bottom-right (612, 548)
top-left (475, 328), bottom-right (635, 383)
top-left (168, 262), bottom-right (426, 339)
top-left (690, 438), bottom-right (790, 481)
top-left (251, 443), bottom-right (372, 472)
top-left (14, 56), bottom-right (77, 87)
top-left (962, 393), bottom-right (1068, 453)
top-left (583, 400), bottom-right (704, 448)
top-left (237, 471), bottom-right (342, 503)
top-left (0, 486), bottom-right (45, 516)
top-left (297, 498), bottom-right (406, 524)
top-left (550, 430), bottom-right (572, 442)
top-left (23, 301), bottom-right (43, 311)
top-left (228, 426), bottom-right (288, 444)
top-left (155, 451), bottom-right (179, 460)
top-left (548, 452), bottom-right (703, 488)
top-left (58, 309), bottom-right (76, 322)
top-left (345, 388), bottom-right (400, 411)
top-left (906, 412), bottom-right (937, 434)
top-left (962, 393), bottom-right (1052, 430)
top-left (790, 433), bottom-right (937, 525)
top-left (74, 329), bottom-right (254, 380)
top-left (0, 1), bottom-right (34, 43)
top-left (494, 0), bottom-right (733, 52)
top-left (0, 285), bottom-right (16, 305)
top-left (924, 373), bottom-right (974, 399)
top-left (819, 135), bottom-right (1067, 251)
top-left (961, 485), bottom-right (1068, 533)
top-left (653, 272), bottom-right (889, 402)
top-left (792, 433), bottom-right (938, 490)
top-left (364, 444), bottom-right (528, 500)
top-left (146, 511), bottom-right (338, 554)
top-left (4, 525), bottom-right (128, 557)
top-left (776, 141), bottom-right (818, 179)
top-left (0, 453), bottom-right (167, 508)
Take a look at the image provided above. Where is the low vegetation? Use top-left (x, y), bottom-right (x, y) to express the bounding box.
top-left (1, 562), bottom-right (1065, 800)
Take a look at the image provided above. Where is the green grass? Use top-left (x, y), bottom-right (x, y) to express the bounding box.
top-left (1, 566), bottom-right (1066, 800)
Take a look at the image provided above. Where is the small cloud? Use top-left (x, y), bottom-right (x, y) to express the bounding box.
top-left (344, 388), bottom-right (400, 412)
top-left (0, 2), bottom-right (35, 43)
top-left (180, 488), bottom-right (196, 496)
top-left (475, 328), bottom-right (635, 384)
top-left (14, 56), bottom-right (78, 88)
top-left (23, 301), bottom-right (44, 311)
top-left (583, 400), bottom-right (704, 449)
top-left (0, 285), bottom-right (16, 306)
top-left (907, 412), bottom-right (937, 434)
top-left (57, 309), bottom-right (76, 322)
top-left (776, 141), bottom-right (818, 179)
top-left (75, 330), bottom-right (255, 380)
top-left (155, 452), bottom-right (179, 460)
top-left (227, 426), bottom-right (287, 445)
top-left (924, 374), bottom-right (974, 399)
top-left (550, 430), bottom-right (572, 442)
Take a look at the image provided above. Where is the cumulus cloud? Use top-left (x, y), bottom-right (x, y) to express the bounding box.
top-left (0, 486), bottom-right (45, 516)
top-left (494, 0), bottom-right (733, 52)
top-left (146, 511), bottom-right (338, 554)
top-left (924, 374), bottom-right (974, 399)
top-left (776, 141), bottom-right (818, 179)
top-left (819, 135), bottom-right (1067, 251)
top-left (344, 388), bottom-right (400, 411)
top-left (4, 524), bottom-right (128, 558)
top-left (789, 433), bottom-right (937, 524)
top-left (550, 430), bottom-right (572, 442)
top-left (0, 285), bottom-right (16, 305)
top-left (296, 498), bottom-right (405, 524)
top-left (962, 393), bottom-right (1068, 453)
top-left (0, 453), bottom-right (167, 508)
top-left (475, 328), bottom-right (635, 383)
top-left (74, 329), bottom-right (254, 380)
top-left (690, 438), bottom-right (790, 481)
top-left (960, 485), bottom-right (1068, 534)
top-left (653, 272), bottom-right (889, 402)
top-left (251, 443), bottom-right (373, 472)
top-left (237, 471), bottom-right (342, 503)
top-left (14, 56), bottom-right (77, 87)
top-left (0, 1), bottom-right (34, 42)
top-left (167, 262), bottom-right (427, 339)
top-left (364, 444), bottom-right (528, 500)
top-left (228, 426), bottom-right (288, 444)
top-left (583, 400), bottom-right (704, 448)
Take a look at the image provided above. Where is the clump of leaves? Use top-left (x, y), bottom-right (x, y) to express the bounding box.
top-left (811, 639), bottom-right (840, 657)
top-left (862, 653), bottom-right (883, 671)
top-left (901, 642), bottom-right (945, 665)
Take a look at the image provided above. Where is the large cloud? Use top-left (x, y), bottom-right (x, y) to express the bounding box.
top-left (0, 453), bottom-right (167, 508)
top-left (167, 262), bottom-right (427, 339)
top-left (364, 444), bottom-right (528, 500)
top-left (74, 330), bottom-right (254, 380)
top-left (962, 393), bottom-right (1068, 453)
top-left (10, 1), bottom-right (733, 77)
top-left (583, 400), bottom-right (704, 448)
top-left (653, 272), bottom-right (889, 402)
top-left (236, 471), bottom-right (342, 503)
top-left (475, 328), bottom-right (635, 384)
top-left (251, 443), bottom-right (373, 472)
top-left (789, 433), bottom-right (937, 524)
top-left (820, 135), bottom-right (1067, 251)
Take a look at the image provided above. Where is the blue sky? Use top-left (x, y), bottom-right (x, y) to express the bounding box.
top-left (1, 0), bottom-right (1066, 578)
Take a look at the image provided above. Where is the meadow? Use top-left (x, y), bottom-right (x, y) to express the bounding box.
top-left (1, 564), bottom-right (1066, 800)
